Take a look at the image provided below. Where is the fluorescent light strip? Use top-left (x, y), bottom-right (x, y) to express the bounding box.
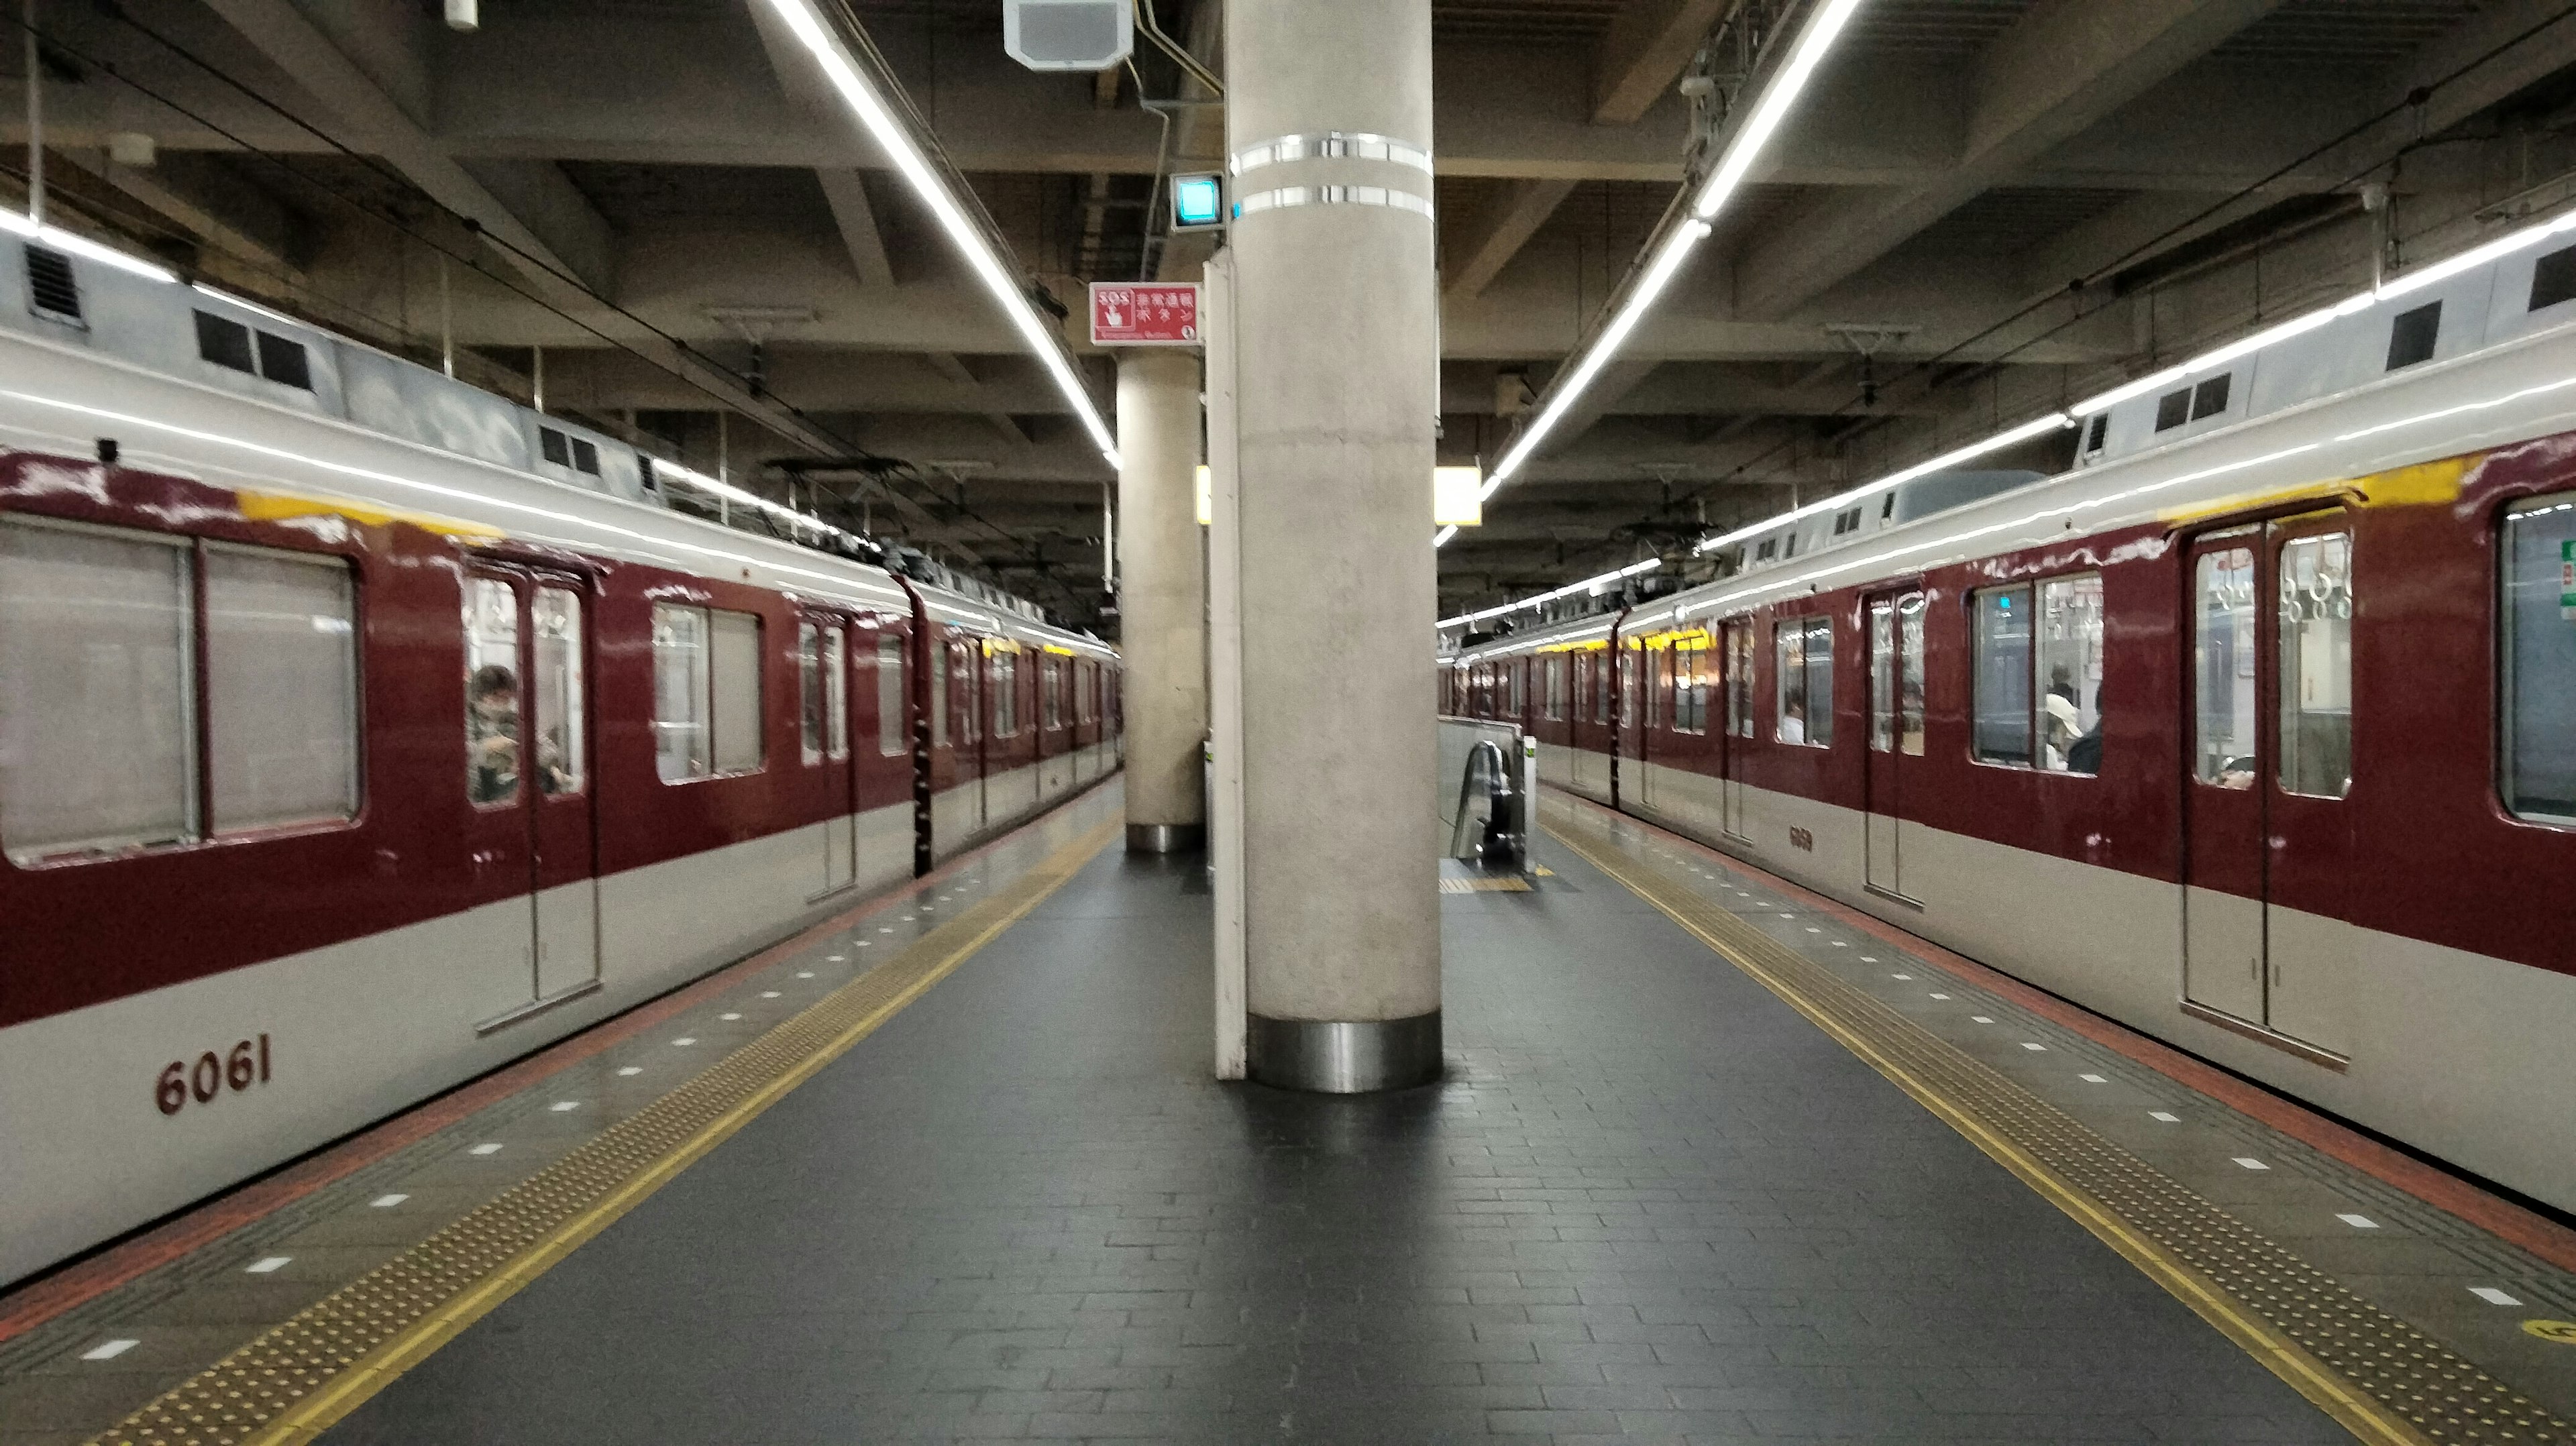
top-left (757, 0), bottom-right (1118, 465)
top-left (1438, 557), bottom-right (1658, 630)
top-left (1453, 0), bottom-right (1865, 543)
top-left (1689, 412), bottom-right (2076, 555)
top-left (0, 211), bottom-right (176, 283)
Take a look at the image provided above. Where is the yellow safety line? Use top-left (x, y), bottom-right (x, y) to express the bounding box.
top-left (1547, 819), bottom-right (2429, 1446)
top-left (248, 817), bottom-right (1118, 1446)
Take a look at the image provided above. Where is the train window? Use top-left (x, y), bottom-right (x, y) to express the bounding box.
top-left (798, 623), bottom-right (827, 765)
top-left (2191, 374), bottom-right (2231, 422)
top-left (196, 311), bottom-right (256, 374)
top-left (708, 610), bottom-right (763, 775)
top-left (1974, 578), bottom-right (2102, 772)
top-left (876, 633), bottom-right (907, 757)
top-left (466, 578), bottom-right (523, 804)
top-left (2083, 414), bottom-right (2108, 455)
top-left (1724, 622), bottom-right (1755, 738)
top-left (824, 626), bottom-right (848, 759)
top-left (1674, 642), bottom-right (1709, 734)
top-left (2530, 243), bottom-right (2576, 311)
top-left (2153, 388), bottom-right (2191, 432)
top-left (2276, 533), bottom-right (2352, 799)
top-left (650, 604), bottom-right (761, 781)
top-left (1971, 588), bottom-right (2033, 765)
top-left (2501, 498), bottom-right (2576, 821)
top-left (1592, 652), bottom-right (1610, 724)
top-left (571, 439), bottom-right (600, 476)
top-left (2036, 575), bottom-right (2104, 773)
top-left (930, 641), bottom-right (948, 746)
top-left (1754, 539), bottom-right (1776, 561)
top-left (207, 545), bottom-right (360, 828)
top-left (530, 587), bottom-right (584, 794)
top-left (539, 427), bottom-right (572, 467)
top-left (255, 332), bottom-right (311, 390)
top-left (2194, 547), bottom-right (2259, 789)
top-left (1618, 649), bottom-right (1640, 728)
top-left (1774, 616), bottom-right (1832, 747)
top-left (1044, 657), bottom-right (1064, 730)
top-left (0, 518), bottom-right (197, 861)
top-left (2387, 302), bottom-right (2441, 371)
top-left (1508, 659), bottom-right (1525, 717)
top-left (993, 651), bottom-right (1019, 737)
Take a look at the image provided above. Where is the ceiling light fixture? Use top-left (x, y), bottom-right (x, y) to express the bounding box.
top-left (1454, 0), bottom-right (1866, 539)
top-left (756, 0), bottom-right (1119, 466)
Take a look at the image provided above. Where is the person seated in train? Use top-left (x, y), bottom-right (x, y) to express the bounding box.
top-left (469, 664), bottom-right (522, 803)
top-left (2067, 689), bottom-right (2105, 775)
top-left (535, 725), bottom-right (576, 796)
top-left (2042, 667), bottom-right (2082, 768)
top-left (1779, 700), bottom-right (1807, 745)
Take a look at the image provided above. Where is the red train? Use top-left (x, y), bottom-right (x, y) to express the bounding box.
top-left (0, 252), bottom-right (1118, 1286)
top-left (1450, 219), bottom-right (2576, 1217)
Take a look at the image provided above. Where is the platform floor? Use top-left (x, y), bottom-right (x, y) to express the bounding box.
top-left (9, 781), bottom-right (2576, 1444)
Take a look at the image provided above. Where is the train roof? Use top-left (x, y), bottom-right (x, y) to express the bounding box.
top-left (0, 237), bottom-right (1111, 661)
top-left (1457, 290), bottom-right (2576, 663)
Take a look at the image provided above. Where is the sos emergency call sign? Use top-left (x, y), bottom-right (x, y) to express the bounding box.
top-left (1089, 282), bottom-right (1199, 347)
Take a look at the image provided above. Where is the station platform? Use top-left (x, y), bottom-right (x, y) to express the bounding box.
top-left (7, 783), bottom-right (2576, 1445)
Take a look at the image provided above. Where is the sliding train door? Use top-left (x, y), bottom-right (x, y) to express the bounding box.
top-left (1864, 590), bottom-right (1925, 901)
top-left (2182, 516), bottom-right (2355, 1058)
top-left (1718, 619), bottom-right (1752, 840)
top-left (463, 564), bottom-right (600, 1020)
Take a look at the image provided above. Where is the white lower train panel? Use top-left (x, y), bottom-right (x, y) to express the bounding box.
top-left (0, 752), bottom-right (1112, 1287)
top-left (1553, 747), bottom-right (2576, 1216)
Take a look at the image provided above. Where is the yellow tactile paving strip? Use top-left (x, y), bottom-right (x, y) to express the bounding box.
top-left (1546, 797), bottom-right (2571, 1446)
top-left (86, 817), bottom-right (1118, 1446)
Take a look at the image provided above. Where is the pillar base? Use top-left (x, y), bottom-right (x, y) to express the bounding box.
top-left (1126, 822), bottom-right (1205, 854)
top-left (1246, 1011), bottom-right (1441, 1093)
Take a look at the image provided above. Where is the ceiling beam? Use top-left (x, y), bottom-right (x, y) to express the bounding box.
top-left (1591, 0), bottom-right (1729, 125)
top-left (1730, 0), bottom-right (2291, 320)
top-left (1444, 178), bottom-right (1576, 299)
top-left (816, 168), bottom-right (898, 287)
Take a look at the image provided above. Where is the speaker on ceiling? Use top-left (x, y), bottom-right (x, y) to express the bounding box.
top-left (1004, 0), bottom-right (1133, 72)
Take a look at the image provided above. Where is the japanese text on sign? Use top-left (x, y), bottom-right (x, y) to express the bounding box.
top-left (1089, 282), bottom-right (1199, 346)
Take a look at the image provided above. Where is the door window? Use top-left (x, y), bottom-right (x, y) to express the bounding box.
top-left (2502, 497), bottom-right (2576, 820)
top-left (1724, 622), bottom-right (1754, 738)
top-left (2276, 533), bottom-right (2353, 798)
top-left (2194, 546), bottom-right (2259, 788)
top-left (531, 586), bottom-right (584, 795)
top-left (466, 577), bottom-right (523, 805)
top-left (1869, 601), bottom-right (1895, 753)
top-left (1898, 595), bottom-right (1925, 757)
top-left (1774, 616), bottom-right (1832, 746)
top-left (877, 633), bottom-right (908, 756)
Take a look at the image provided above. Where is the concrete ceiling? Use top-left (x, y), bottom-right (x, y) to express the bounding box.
top-left (6, 0), bottom-right (2575, 626)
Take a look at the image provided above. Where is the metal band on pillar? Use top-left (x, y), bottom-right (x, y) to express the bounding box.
top-left (1228, 131), bottom-right (1434, 175)
top-left (1232, 186), bottom-right (1436, 221)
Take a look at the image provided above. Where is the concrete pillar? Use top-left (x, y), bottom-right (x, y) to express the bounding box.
top-left (1224, 0), bottom-right (1441, 1091)
top-left (1116, 349), bottom-right (1208, 854)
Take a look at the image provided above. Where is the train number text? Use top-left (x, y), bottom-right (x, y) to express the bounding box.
top-left (157, 1036), bottom-right (272, 1116)
top-left (1788, 827), bottom-right (1815, 852)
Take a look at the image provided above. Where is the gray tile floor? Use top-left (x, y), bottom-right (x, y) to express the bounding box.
top-left (319, 833), bottom-right (2351, 1444)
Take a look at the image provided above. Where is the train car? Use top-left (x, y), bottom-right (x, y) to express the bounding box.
top-left (0, 241), bottom-right (1118, 1286)
top-left (1451, 214), bottom-right (2576, 1217)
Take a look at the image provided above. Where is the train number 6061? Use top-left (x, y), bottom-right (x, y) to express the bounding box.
top-left (156, 1036), bottom-right (272, 1115)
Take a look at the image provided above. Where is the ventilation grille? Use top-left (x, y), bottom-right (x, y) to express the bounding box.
top-left (25, 244), bottom-right (79, 324)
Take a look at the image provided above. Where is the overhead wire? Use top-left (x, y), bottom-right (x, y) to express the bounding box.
top-left (1460, 0), bottom-right (2576, 619)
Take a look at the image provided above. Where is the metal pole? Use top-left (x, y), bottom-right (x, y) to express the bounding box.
top-left (23, 0), bottom-right (40, 227)
top-left (439, 254), bottom-right (454, 378)
top-left (531, 343), bottom-right (545, 412)
top-left (1102, 482), bottom-right (1116, 589)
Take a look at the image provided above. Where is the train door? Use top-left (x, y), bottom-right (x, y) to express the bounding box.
top-left (464, 565), bottom-right (599, 1011)
top-left (802, 616), bottom-right (857, 898)
top-left (1630, 645), bottom-right (1656, 810)
top-left (1719, 619), bottom-right (1752, 840)
top-left (2182, 517), bottom-right (2355, 1053)
top-left (965, 641), bottom-right (989, 832)
top-left (1864, 591), bottom-right (1925, 900)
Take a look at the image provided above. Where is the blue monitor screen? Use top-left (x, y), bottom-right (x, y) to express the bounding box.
top-left (1173, 174), bottom-right (1222, 228)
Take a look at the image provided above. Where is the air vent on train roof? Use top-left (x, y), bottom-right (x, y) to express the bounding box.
top-left (24, 244), bottom-right (79, 326)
